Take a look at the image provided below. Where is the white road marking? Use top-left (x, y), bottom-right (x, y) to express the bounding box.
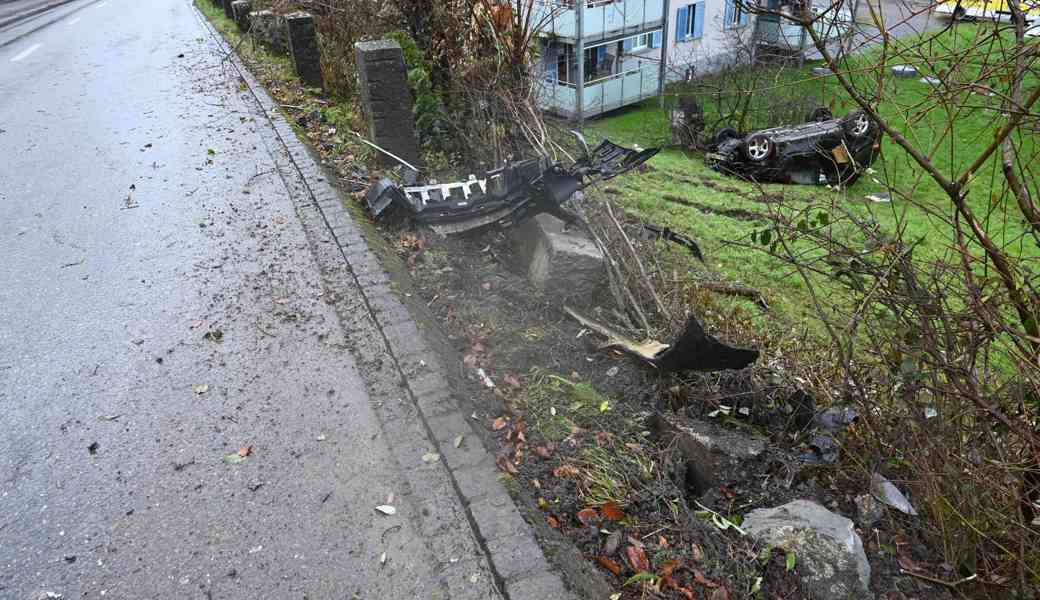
top-left (68, 17), bottom-right (81, 25)
top-left (10, 44), bottom-right (41, 62)
top-left (96, 1), bottom-right (107, 6)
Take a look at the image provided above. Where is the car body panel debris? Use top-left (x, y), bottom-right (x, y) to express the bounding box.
top-left (366, 139), bottom-right (659, 235)
top-left (564, 307), bottom-right (759, 373)
top-left (706, 110), bottom-right (880, 185)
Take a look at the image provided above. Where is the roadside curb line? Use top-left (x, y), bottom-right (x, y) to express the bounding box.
top-left (194, 8), bottom-right (578, 600)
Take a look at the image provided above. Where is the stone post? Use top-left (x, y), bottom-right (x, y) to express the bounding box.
top-left (285, 13), bottom-right (324, 89)
top-left (354, 40), bottom-right (421, 168)
top-left (222, 0), bottom-right (233, 20)
top-left (231, 0), bottom-right (251, 31)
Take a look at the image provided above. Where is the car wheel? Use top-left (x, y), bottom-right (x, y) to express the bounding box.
top-left (807, 107), bottom-right (833, 122)
top-left (843, 111), bottom-right (873, 138)
top-left (745, 135), bottom-right (774, 162)
top-left (713, 127), bottom-right (739, 145)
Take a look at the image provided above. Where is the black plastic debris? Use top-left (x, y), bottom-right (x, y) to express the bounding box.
top-left (642, 223), bottom-right (704, 262)
top-left (565, 307), bottom-right (759, 373)
top-left (365, 138), bottom-right (659, 235)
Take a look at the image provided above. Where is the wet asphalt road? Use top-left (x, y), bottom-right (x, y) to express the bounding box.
top-left (0, 1), bottom-right (447, 597)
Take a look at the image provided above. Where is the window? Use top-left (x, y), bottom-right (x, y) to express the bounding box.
top-left (623, 31), bottom-right (662, 54)
top-left (631, 33), bottom-right (652, 50)
top-left (675, 3), bottom-right (704, 42)
top-left (724, 0), bottom-right (751, 29)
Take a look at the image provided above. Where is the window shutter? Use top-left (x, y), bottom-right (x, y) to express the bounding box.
top-left (740, 4), bottom-right (750, 25)
top-left (651, 30), bottom-right (662, 48)
top-left (693, 2), bottom-right (704, 38)
top-left (623, 37), bottom-right (633, 51)
top-left (676, 5), bottom-right (689, 41)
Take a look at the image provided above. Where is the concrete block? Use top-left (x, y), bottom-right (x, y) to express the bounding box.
top-left (508, 213), bottom-right (607, 302)
top-left (285, 12), bottom-right (324, 89)
top-left (249, 10), bottom-right (287, 54)
top-left (354, 40), bottom-right (421, 168)
top-left (230, 1), bottom-right (251, 30)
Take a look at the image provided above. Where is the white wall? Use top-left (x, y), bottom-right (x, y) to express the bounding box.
top-left (665, 0), bottom-right (755, 80)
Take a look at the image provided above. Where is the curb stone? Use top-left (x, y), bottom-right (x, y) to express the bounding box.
top-left (194, 8), bottom-right (578, 600)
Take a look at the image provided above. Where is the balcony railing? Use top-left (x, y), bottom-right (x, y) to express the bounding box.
top-left (537, 63), bottom-right (660, 118)
top-left (529, 0), bottom-right (664, 42)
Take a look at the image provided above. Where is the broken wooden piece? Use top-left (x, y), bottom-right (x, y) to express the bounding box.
top-left (564, 307), bottom-right (759, 373)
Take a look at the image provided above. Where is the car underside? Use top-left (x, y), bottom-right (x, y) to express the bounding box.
top-left (705, 109), bottom-right (881, 185)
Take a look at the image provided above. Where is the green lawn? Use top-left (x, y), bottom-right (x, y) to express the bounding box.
top-left (582, 23), bottom-right (1040, 335)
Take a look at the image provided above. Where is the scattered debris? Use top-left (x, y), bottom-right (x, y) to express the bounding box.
top-left (865, 192), bottom-right (891, 203)
top-left (565, 307), bottom-right (759, 373)
top-left (641, 223), bottom-right (704, 262)
top-left (193, 383), bottom-right (210, 395)
top-left (870, 473), bottom-right (918, 516)
top-left (87, 442), bottom-right (99, 455)
top-left (891, 64), bottom-right (918, 77)
top-left (706, 110), bottom-right (880, 186)
top-left (421, 452), bottom-right (440, 463)
top-left (854, 493), bottom-right (884, 528)
top-left (365, 136), bottom-right (659, 235)
top-left (375, 505), bottom-right (397, 516)
top-left (203, 329), bottom-right (224, 342)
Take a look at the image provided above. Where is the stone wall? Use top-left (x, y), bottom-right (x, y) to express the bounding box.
top-left (354, 40), bottom-right (421, 168)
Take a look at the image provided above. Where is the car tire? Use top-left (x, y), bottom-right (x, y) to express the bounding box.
top-left (713, 127), bottom-right (739, 145)
top-left (808, 107), bottom-right (833, 122)
top-left (744, 134), bottom-right (774, 162)
top-left (842, 111), bottom-right (874, 138)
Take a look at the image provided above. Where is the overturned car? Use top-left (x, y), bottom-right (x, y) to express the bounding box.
top-left (366, 137), bottom-right (659, 235)
top-left (706, 109), bottom-right (880, 185)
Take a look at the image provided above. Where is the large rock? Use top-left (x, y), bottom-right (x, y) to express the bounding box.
top-left (743, 500), bottom-right (871, 599)
top-left (507, 213), bottom-right (606, 303)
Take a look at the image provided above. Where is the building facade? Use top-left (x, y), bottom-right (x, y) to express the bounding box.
top-left (529, 0), bottom-right (758, 119)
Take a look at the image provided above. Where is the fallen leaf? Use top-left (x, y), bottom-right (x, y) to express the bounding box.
top-left (624, 545), bottom-right (650, 572)
top-left (898, 555), bottom-right (921, 572)
top-left (503, 373), bottom-right (522, 387)
top-left (710, 586), bottom-right (730, 600)
top-left (421, 452), bottom-right (440, 463)
top-left (658, 535), bottom-right (669, 549)
top-left (595, 556), bottom-right (623, 577)
top-left (624, 442), bottom-right (643, 451)
top-left (453, 434), bottom-right (464, 448)
top-left (690, 543), bottom-right (703, 563)
top-left (223, 453), bottom-right (245, 465)
top-left (553, 464), bottom-right (580, 478)
top-left (534, 446), bottom-right (552, 459)
top-left (496, 455), bottom-right (518, 475)
top-left (273, 297), bottom-right (290, 305)
top-left (677, 587), bottom-right (696, 600)
top-left (491, 417), bottom-right (508, 431)
top-left (193, 383), bottom-right (209, 395)
top-left (550, 406), bottom-right (557, 416)
top-left (577, 507), bottom-right (599, 526)
top-left (693, 570), bottom-right (719, 588)
top-left (546, 515), bottom-right (560, 528)
top-left (600, 502), bottom-right (626, 521)
top-left (659, 559), bottom-right (681, 578)
top-left (537, 497), bottom-right (550, 510)
top-left (374, 505), bottom-right (397, 516)
top-left (238, 446), bottom-right (252, 458)
top-left (379, 551), bottom-right (387, 565)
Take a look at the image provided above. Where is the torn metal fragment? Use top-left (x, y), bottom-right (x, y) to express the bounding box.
top-left (564, 307), bottom-right (759, 373)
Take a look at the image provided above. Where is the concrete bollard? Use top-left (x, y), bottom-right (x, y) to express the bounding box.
top-left (231, 0), bottom-right (252, 31)
top-left (248, 11), bottom-right (288, 55)
top-left (507, 213), bottom-right (607, 302)
top-left (285, 12), bottom-right (324, 89)
top-left (354, 40), bottom-right (421, 168)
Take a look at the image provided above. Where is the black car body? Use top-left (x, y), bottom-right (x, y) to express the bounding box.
top-left (706, 110), bottom-right (880, 185)
top-left (366, 138), bottom-right (659, 235)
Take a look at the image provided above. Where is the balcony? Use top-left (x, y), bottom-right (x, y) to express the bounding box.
top-left (537, 63), bottom-right (660, 119)
top-left (530, 0), bottom-right (665, 43)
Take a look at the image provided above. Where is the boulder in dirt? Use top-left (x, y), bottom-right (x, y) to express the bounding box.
top-left (650, 412), bottom-right (767, 496)
top-left (743, 499), bottom-right (872, 599)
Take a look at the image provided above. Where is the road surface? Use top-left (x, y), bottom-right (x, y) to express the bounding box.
top-left (0, 1), bottom-right (484, 598)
